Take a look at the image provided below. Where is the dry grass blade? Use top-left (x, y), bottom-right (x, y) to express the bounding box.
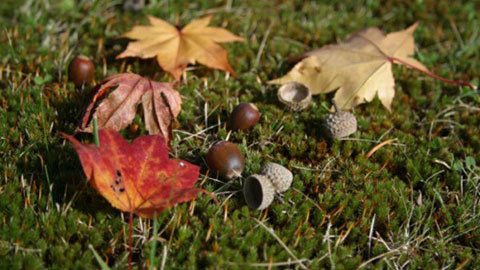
top-left (226, 258), bottom-right (310, 267)
top-left (251, 217), bottom-right (308, 269)
top-left (357, 248), bottom-right (404, 269)
top-left (366, 139), bottom-right (397, 158)
top-left (255, 20), bottom-right (274, 66)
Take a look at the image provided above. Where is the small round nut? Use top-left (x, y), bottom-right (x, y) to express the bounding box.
top-left (260, 162), bottom-right (293, 193)
top-left (230, 103), bottom-right (260, 131)
top-left (68, 55), bottom-right (95, 88)
top-left (243, 174), bottom-right (275, 210)
top-left (206, 141), bottom-right (245, 179)
top-left (323, 111), bottom-right (357, 139)
top-left (277, 82), bottom-right (312, 111)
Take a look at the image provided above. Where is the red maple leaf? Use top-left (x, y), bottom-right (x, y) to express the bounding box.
top-left (61, 129), bottom-right (212, 218)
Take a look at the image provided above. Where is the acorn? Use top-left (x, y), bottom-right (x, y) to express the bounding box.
top-left (206, 141), bottom-right (245, 179)
top-left (323, 102), bottom-right (357, 139)
top-left (230, 103), bottom-right (260, 130)
top-left (243, 162), bottom-right (294, 210)
top-left (68, 55), bottom-right (94, 88)
top-left (123, 0), bottom-right (144, 11)
top-left (277, 82), bottom-right (312, 111)
top-left (260, 162), bottom-right (293, 192)
top-left (243, 174), bottom-right (275, 210)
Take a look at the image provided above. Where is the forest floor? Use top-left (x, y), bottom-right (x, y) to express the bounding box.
top-left (1, 0), bottom-right (480, 269)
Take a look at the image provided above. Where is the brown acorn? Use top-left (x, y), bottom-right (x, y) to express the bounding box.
top-left (230, 103), bottom-right (260, 130)
top-left (68, 55), bottom-right (95, 88)
top-left (206, 141), bottom-right (245, 179)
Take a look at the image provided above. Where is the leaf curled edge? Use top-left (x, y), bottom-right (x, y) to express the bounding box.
top-left (79, 73), bottom-right (181, 143)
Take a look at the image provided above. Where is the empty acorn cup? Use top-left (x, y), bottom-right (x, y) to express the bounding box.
top-left (277, 82), bottom-right (312, 111)
top-left (243, 162), bottom-right (293, 210)
top-left (323, 102), bottom-right (357, 139)
top-left (243, 174), bottom-right (275, 210)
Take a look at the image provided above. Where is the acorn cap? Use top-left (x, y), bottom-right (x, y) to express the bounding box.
top-left (123, 0), bottom-right (145, 11)
top-left (323, 111), bottom-right (357, 139)
top-left (243, 174), bottom-right (275, 210)
top-left (277, 82), bottom-right (312, 111)
top-left (260, 162), bottom-right (293, 193)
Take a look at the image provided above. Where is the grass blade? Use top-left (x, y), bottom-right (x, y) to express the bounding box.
top-left (149, 214), bottom-right (159, 270)
top-left (93, 116), bottom-right (100, 147)
top-left (88, 244), bottom-right (111, 270)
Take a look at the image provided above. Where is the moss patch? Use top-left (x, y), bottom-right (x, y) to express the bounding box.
top-left (1, 0), bottom-right (480, 269)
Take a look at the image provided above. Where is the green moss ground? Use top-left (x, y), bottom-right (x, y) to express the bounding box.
top-left (1, 0), bottom-right (480, 269)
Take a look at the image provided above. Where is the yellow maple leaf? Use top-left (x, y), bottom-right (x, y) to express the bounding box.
top-left (117, 15), bottom-right (245, 80)
top-left (270, 23), bottom-right (427, 111)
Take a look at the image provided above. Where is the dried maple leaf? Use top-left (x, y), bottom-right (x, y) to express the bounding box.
top-left (79, 73), bottom-right (181, 143)
top-left (61, 129), bottom-right (212, 218)
top-left (270, 23), bottom-right (427, 111)
top-left (117, 15), bottom-right (245, 80)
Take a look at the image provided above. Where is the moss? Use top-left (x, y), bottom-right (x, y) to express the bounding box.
top-left (1, 0), bottom-right (480, 268)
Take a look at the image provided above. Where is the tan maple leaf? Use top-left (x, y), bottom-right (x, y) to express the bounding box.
top-left (79, 73), bottom-right (181, 143)
top-left (270, 23), bottom-right (428, 111)
top-left (117, 15), bottom-right (245, 80)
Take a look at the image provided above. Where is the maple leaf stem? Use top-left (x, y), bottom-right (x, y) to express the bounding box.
top-left (129, 213), bottom-right (133, 270)
top-left (389, 56), bottom-right (476, 90)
